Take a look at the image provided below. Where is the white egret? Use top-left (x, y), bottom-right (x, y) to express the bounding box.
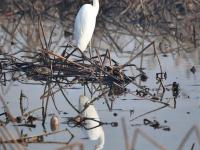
top-left (79, 95), bottom-right (105, 150)
top-left (74, 0), bottom-right (99, 52)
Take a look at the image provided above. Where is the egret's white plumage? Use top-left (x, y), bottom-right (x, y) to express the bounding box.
top-left (74, 0), bottom-right (99, 51)
top-left (79, 95), bottom-right (105, 150)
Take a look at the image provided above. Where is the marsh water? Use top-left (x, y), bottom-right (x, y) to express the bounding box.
top-left (2, 46), bottom-right (200, 150)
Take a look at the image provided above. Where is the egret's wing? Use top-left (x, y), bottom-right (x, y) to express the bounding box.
top-left (74, 4), bottom-right (96, 51)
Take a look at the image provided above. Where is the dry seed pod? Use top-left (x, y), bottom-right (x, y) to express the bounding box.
top-left (35, 67), bottom-right (51, 75)
top-left (50, 115), bottom-right (60, 131)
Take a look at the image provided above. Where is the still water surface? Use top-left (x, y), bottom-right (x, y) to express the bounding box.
top-left (2, 48), bottom-right (200, 150)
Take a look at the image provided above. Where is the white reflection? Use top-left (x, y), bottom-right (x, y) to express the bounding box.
top-left (79, 95), bottom-right (105, 150)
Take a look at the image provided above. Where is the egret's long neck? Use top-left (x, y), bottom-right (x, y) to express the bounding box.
top-left (95, 128), bottom-right (105, 150)
top-left (93, 0), bottom-right (99, 15)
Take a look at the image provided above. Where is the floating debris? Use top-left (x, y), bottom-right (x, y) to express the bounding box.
top-left (113, 113), bottom-right (118, 117)
top-left (190, 66), bottom-right (196, 74)
top-left (143, 118), bottom-right (170, 131)
top-left (156, 72), bottom-right (167, 81)
top-left (172, 82), bottom-right (180, 99)
top-left (19, 90), bottom-right (28, 116)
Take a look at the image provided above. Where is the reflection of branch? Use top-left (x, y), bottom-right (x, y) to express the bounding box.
top-left (121, 118), bottom-right (131, 150)
top-left (0, 128), bottom-right (74, 145)
top-left (130, 105), bottom-right (168, 122)
top-left (177, 125), bottom-right (200, 150)
top-left (121, 41), bottom-right (154, 68)
top-left (57, 82), bottom-right (79, 113)
top-left (131, 128), bottom-right (168, 150)
top-left (0, 95), bottom-right (24, 149)
top-left (57, 142), bottom-right (84, 150)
